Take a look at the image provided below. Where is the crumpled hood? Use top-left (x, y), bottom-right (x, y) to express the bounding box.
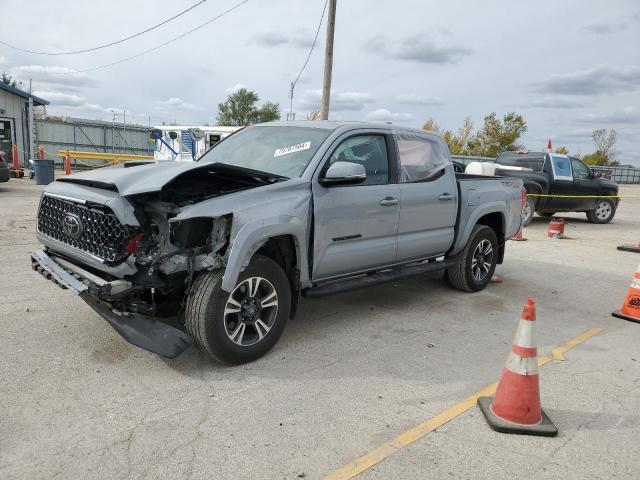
top-left (56, 161), bottom-right (203, 196)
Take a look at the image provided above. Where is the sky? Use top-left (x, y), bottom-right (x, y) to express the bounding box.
top-left (1, 0), bottom-right (639, 164)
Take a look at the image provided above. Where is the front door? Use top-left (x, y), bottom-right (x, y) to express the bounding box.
top-left (0, 118), bottom-right (15, 163)
top-left (546, 154), bottom-right (576, 211)
top-left (312, 134), bottom-right (400, 280)
top-left (570, 157), bottom-right (599, 211)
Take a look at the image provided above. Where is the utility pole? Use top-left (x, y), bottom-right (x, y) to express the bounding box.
top-left (320, 0), bottom-right (337, 120)
top-left (287, 82), bottom-right (295, 121)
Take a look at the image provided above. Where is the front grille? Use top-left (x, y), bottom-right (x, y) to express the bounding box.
top-left (37, 195), bottom-right (129, 263)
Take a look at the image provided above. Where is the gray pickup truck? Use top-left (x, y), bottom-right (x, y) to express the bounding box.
top-left (31, 121), bottom-right (524, 364)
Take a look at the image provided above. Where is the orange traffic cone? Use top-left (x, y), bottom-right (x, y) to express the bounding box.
top-left (511, 228), bottom-right (527, 241)
top-left (478, 299), bottom-right (558, 436)
top-left (612, 263), bottom-right (640, 323)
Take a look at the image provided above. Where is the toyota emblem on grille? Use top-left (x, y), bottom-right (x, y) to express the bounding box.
top-left (62, 213), bottom-right (83, 238)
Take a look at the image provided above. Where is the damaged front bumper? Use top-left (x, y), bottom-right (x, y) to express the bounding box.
top-left (31, 249), bottom-right (193, 358)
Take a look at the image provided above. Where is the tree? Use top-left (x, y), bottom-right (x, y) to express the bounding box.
top-left (216, 88), bottom-right (280, 126)
top-left (1, 72), bottom-right (17, 87)
top-left (422, 118), bottom-right (441, 133)
top-left (306, 110), bottom-right (321, 120)
top-left (554, 146), bottom-right (569, 154)
top-left (472, 112), bottom-right (527, 157)
top-left (582, 129), bottom-right (619, 166)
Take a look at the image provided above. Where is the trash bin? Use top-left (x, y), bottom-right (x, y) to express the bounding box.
top-left (34, 159), bottom-right (55, 185)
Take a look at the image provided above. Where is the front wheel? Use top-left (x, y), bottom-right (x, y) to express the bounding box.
top-left (586, 198), bottom-right (617, 224)
top-left (445, 225), bottom-right (498, 293)
top-left (185, 255), bottom-right (291, 364)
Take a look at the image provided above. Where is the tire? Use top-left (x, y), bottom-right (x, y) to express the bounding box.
top-left (522, 196), bottom-right (535, 226)
top-left (586, 198), bottom-right (616, 224)
top-left (538, 212), bottom-right (555, 218)
top-left (445, 225), bottom-right (498, 293)
top-left (185, 255), bottom-right (291, 365)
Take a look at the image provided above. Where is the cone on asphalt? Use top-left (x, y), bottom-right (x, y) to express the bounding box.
top-left (612, 262), bottom-right (640, 323)
top-left (511, 229), bottom-right (527, 241)
top-left (478, 299), bottom-right (558, 436)
top-left (617, 241), bottom-right (640, 254)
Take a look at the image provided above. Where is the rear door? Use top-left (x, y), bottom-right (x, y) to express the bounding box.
top-left (312, 132), bottom-right (400, 280)
top-left (394, 132), bottom-right (457, 261)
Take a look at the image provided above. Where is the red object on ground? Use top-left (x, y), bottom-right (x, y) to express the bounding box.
top-left (38, 146), bottom-right (45, 160)
top-left (547, 217), bottom-right (565, 238)
top-left (612, 262), bottom-right (640, 323)
top-left (12, 144), bottom-right (19, 170)
top-left (547, 138), bottom-right (553, 152)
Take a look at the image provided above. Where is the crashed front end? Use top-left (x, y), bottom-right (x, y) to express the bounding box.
top-left (30, 163), bottom-right (262, 358)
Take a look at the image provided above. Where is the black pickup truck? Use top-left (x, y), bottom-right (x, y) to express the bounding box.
top-left (495, 151), bottom-right (619, 225)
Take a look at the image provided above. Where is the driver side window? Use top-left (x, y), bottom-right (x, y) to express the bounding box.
top-left (571, 158), bottom-right (590, 179)
top-left (325, 135), bottom-right (389, 186)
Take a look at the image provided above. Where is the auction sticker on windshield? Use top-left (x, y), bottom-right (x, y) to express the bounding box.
top-left (274, 141), bottom-right (311, 157)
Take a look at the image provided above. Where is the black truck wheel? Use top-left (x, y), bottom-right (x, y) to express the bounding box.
top-left (522, 196), bottom-right (536, 226)
top-left (185, 255), bottom-right (291, 364)
top-left (445, 225), bottom-right (498, 293)
top-left (586, 198), bottom-right (616, 224)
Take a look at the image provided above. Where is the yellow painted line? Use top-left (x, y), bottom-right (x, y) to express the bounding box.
top-left (528, 194), bottom-right (640, 199)
top-left (323, 327), bottom-right (603, 480)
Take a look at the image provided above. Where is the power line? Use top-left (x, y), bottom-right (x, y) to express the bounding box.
top-left (37, 0), bottom-right (250, 75)
top-left (292, 0), bottom-right (328, 92)
top-left (0, 0), bottom-right (209, 56)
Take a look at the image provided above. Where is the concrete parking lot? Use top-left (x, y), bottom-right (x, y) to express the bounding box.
top-left (1, 177), bottom-right (639, 480)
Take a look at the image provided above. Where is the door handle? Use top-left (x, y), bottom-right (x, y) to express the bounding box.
top-left (379, 197), bottom-right (399, 206)
top-left (439, 193), bottom-right (454, 201)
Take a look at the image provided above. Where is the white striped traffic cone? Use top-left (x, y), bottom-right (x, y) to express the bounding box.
top-left (477, 299), bottom-right (558, 436)
top-left (612, 262), bottom-right (640, 323)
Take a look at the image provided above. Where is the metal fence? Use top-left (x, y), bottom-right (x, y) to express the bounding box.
top-left (36, 117), bottom-right (152, 166)
top-left (589, 166), bottom-right (640, 184)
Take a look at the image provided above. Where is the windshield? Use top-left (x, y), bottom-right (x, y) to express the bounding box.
top-left (198, 126), bottom-right (332, 177)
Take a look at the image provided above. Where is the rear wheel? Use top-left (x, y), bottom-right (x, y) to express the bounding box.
top-left (522, 196), bottom-right (535, 226)
top-left (586, 198), bottom-right (616, 224)
top-left (445, 225), bottom-right (498, 292)
top-left (185, 255), bottom-right (291, 364)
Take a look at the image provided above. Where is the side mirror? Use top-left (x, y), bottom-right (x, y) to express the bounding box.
top-left (168, 131), bottom-right (178, 140)
top-left (591, 170), bottom-right (601, 178)
top-left (320, 161), bottom-right (366, 186)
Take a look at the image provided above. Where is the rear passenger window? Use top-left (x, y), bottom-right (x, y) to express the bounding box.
top-left (394, 133), bottom-right (450, 182)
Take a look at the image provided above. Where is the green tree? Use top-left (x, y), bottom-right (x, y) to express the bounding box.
top-left (582, 129), bottom-right (619, 166)
top-left (216, 88), bottom-right (280, 126)
top-left (555, 146), bottom-right (569, 155)
top-left (2, 72), bottom-right (17, 87)
top-left (472, 112), bottom-right (527, 157)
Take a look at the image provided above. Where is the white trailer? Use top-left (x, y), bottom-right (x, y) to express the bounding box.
top-left (151, 125), bottom-right (241, 161)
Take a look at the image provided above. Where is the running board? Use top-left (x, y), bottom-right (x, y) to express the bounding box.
top-left (302, 259), bottom-right (452, 299)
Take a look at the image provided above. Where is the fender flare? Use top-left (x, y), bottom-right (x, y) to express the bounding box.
top-left (221, 216), bottom-right (309, 292)
top-left (450, 202), bottom-right (507, 256)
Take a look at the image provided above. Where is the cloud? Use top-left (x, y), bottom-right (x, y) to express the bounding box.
top-left (365, 108), bottom-right (413, 123)
top-left (577, 106), bottom-right (640, 125)
top-left (524, 97), bottom-right (588, 109)
top-left (158, 97), bottom-right (198, 110)
top-left (396, 93), bottom-right (444, 106)
top-left (12, 65), bottom-right (95, 88)
top-left (581, 22), bottom-right (627, 34)
top-left (369, 34), bottom-right (471, 65)
top-left (225, 83), bottom-right (246, 95)
top-left (32, 91), bottom-right (86, 107)
top-left (251, 31), bottom-right (314, 48)
top-left (297, 90), bottom-right (374, 111)
top-left (533, 64), bottom-right (640, 95)
top-left (0, 55), bottom-right (7, 66)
